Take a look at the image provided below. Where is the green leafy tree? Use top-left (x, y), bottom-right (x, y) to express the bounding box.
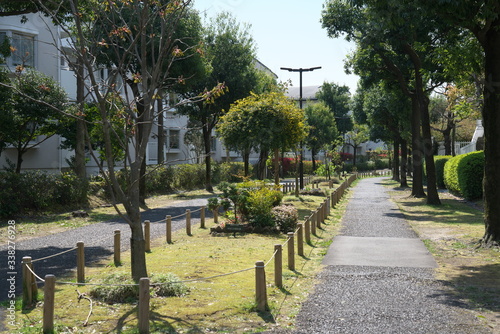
top-left (345, 123), bottom-right (369, 166)
top-left (31, 0), bottom-right (215, 281)
top-left (321, 0), bottom-right (469, 204)
top-left (316, 82), bottom-right (352, 134)
top-left (5, 69), bottom-right (67, 173)
top-left (415, 0), bottom-right (500, 244)
top-left (304, 102), bottom-right (339, 171)
top-left (177, 12), bottom-right (258, 191)
top-left (218, 92), bottom-right (307, 185)
top-left (359, 82), bottom-right (412, 186)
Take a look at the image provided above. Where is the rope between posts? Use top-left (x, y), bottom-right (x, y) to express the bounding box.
top-left (265, 248), bottom-right (279, 268)
top-left (24, 262), bottom-right (45, 283)
top-left (52, 266), bottom-right (255, 287)
top-left (31, 246), bottom-right (78, 263)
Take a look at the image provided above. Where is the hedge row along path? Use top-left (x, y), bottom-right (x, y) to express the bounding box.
top-left (264, 177), bottom-right (490, 334)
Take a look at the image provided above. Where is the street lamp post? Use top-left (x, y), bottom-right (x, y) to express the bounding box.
top-left (281, 66), bottom-right (321, 189)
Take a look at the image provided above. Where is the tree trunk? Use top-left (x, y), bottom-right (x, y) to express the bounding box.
top-left (393, 137), bottom-right (400, 182)
top-left (257, 150), bottom-right (268, 180)
top-left (311, 147), bottom-right (317, 172)
top-left (274, 148), bottom-right (280, 185)
top-left (126, 199), bottom-right (148, 282)
top-left (443, 122), bottom-right (452, 156)
top-left (243, 148), bottom-right (250, 177)
top-left (410, 96), bottom-right (426, 197)
top-left (419, 94), bottom-right (441, 205)
top-left (15, 148), bottom-right (23, 173)
top-left (157, 98), bottom-right (165, 165)
top-left (74, 60), bottom-right (86, 179)
top-left (400, 138), bottom-right (409, 188)
top-left (481, 25), bottom-right (500, 245)
top-left (202, 122), bottom-right (213, 192)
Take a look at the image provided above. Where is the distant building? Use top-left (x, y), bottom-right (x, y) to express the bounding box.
top-left (0, 13), bottom-right (278, 174)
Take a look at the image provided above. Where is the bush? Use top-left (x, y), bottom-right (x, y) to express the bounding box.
top-left (434, 155), bottom-right (452, 189)
top-left (145, 165), bottom-right (174, 194)
top-left (271, 204), bottom-right (298, 233)
top-left (151, 273), bottom-right (189, 297)
top-left (89, 272), bottom-right (189, 304)
top-left (172, 164), bottom-right (205, 190)
top-left (251, 188), bottom-right (283, 228)
top-left (89, 273), bottom-right (138, 304)
top-left (444, 151), bottom-right (484, 200)
top-left (0, 171), bottom-right (88, 217)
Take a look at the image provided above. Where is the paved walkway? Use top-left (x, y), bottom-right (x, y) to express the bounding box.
top-left (268, 177), bottom-right (490, 334)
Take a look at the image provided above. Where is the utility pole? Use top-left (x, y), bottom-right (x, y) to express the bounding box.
top-left (280, 66), bottom-right (321, 189)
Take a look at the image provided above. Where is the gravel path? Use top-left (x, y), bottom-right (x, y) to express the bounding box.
top-left (265, 177), bottom-right (491, 334)
top-left (0, 197), bottom-right (209, 301)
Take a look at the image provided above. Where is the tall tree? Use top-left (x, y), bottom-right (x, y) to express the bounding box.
top-left (177, 12), bottom-right (258, 191)
top-left (30, 0), bottom-right (217, 281)
top-left (304, 101), bottom-right (339, 171)
top-left (316, 82), bottom-right (352, 134)
top-left (344, 123), bottom-right (369, 166)
top-left (321, 0), bottom-right (469, 204)
top-left (5, 69), bottom-right (68, 173)
top-left (418, 0), bottom-right (500, 245)
top-left (218, 92), bottom-right (307, 185)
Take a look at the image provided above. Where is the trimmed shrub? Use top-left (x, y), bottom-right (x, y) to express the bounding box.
top-left (89, 273), bottom-right (138, 304)
top-left (151, 273), bottom-right (189, 297)
top-left (434, 155), bottom-right (452, 189)
top-left (0, 171), bottom-right (88, 217)
top-left (271, 204), bottom-right (298, 233)
top-left (172, 164), bottom-right (205, 190)
top-left (89, 272), bottom-right (189, 304)
top-left (444, 151), bottom-right (484, 200)
top-left (247, 186), bottom-right (283, 228)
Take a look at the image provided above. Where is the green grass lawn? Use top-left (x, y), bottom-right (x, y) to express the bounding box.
top-left (7, 182), bottom-right (348, 333)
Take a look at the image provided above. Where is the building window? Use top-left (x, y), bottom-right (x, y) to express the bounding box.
top-left (168, 129), bottom-right (180, 149)
top-left (0, 31), bottom-right (36, 68)
top-left (211, 136), bottom-right (217, 152)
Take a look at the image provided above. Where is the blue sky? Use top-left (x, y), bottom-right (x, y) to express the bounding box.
top-left (192, 0), bottom-right (359, 94)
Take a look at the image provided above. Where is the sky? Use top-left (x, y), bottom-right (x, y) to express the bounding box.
top-left (192, 0), bottom-right (359, 94)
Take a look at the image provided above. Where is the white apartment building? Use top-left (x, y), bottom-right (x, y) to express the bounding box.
top-left (0, 13), bottom-right (277, 174)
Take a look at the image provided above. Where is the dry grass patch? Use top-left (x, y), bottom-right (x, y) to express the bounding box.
top-left (10, 190), bottom-right (348, 333)
top-left (384, 179), bottom-right (500, 332)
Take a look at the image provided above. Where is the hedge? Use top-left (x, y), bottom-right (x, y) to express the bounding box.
top-left (434, 155), bottom-right (452, 189)
top-left (0, 162), bottom-right (249, 217)
top-left (0, 171), bottom-right (88, 217)
top-left (443, 151), bottom-right (484, 200)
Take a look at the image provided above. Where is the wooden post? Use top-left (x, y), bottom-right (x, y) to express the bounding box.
top-left (77, 241), bottom-right (85, 284)
top-left (186, 209), bottom-right (191, 236)
top-left (297, 223), bottom-right (304, 256)
top-left (200, 206), bottom-right (206, 228)
top-left (144, 220), bottom-right (151, 252)
top-left (213, 209), bottom-right (218, 224)
top-left (255, 261), bottom-right (267, 312)
top-left (43, 274), bottom-right (55, 334)
top-left (166, 215), bottom-right (172, 244)
top-left (304, 218), bottom-right (311, 244)
top-left (274, 245), bottom-right (282, 288)
top-left (310, 211), bottom-right (317, 235)
top-left (317, 208), bottom-right (322, 229)
top-left (22, 256), bottom-right (33, 307)
top-left (287, 232), bottom-right (295, 271)
top-left (114, 230), bottom-right (121, 266)
top-left (138, 277), bottom-right (150, 334)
